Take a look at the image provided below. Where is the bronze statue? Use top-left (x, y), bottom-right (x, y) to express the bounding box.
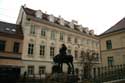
top-left (52, 44), bottom-right (74, 74)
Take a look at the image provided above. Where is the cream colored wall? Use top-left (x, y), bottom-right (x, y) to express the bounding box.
top-left (22, 19), bottom-right (100, 61)
top-left (100, 32), bottom-right (125, 51)
top-left (101, 49), bottom-right (125, 66)
top-left (0, 36), bottom-right (23, 53)
top-left (17, 8), bottom-right (100, 74)
top-left (100, 32), bottom-right (125, 66)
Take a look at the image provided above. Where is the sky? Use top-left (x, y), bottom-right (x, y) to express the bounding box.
top-left (0, 0), bottom-right (125, 35)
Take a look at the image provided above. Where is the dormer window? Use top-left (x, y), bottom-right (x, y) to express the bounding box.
top-left (89, 30), bottom-right (94, 36)
top-left (59, 16), bottom-right (64, 25)
top-left (35, 10), bottom-right (42, 19)
top-left (83, 27), bottom-right (89, 34)
top-left (69, 22), bottom-right (74, 29)
top-left (69, 20), bottom-right (77, 29)
top-left (5, 28), bottom-right (10, 31)
top-left (12, 29), bottom-right (16, 32)
top-left (78, 25), bottom-right (83, 32)
top-left (48, 14), bottom-right (55, 22)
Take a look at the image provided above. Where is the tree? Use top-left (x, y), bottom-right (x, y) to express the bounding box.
top-left (80, 49), bottom-right (98, 80)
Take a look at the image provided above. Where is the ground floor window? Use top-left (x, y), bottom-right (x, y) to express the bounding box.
top-left (39, 66), bottom-right (46, 74)
top-left (107, 56), bottom-right (114, 66)
top-left (28, 66), bottom-right (34, 75)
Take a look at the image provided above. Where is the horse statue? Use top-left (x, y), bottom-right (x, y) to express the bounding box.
top-left (52, 44), bottom-right (74, 74)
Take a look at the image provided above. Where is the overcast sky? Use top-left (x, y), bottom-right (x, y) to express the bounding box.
top-left (0, 0), bottom-right (125, 35)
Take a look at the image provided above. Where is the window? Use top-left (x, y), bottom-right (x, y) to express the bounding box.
top-left (0, 40), bottom-right (5, 52)
top-left (60, 32), bottom-right (64, 41)
top-left (28, 43), bottom-right (34, 55)
top-left (50, 47), bottom-right (55, 57)
top-left (81, 51), bottom-right (84, 56)
top-left (41, 29), bottom-right (46, 37)
top-left (87, 39), bottom-right (89, 45)
top-left (39, 66), bottom-right (46, 74)
top-left (13, 42), bottom-right (20, 53)
top-left (40, 45), bottom-right (45, 56)
top-left (107, 56), bottom-right (113, 66)
top-left (28, 66), bottom-right (34, 75)
top-left (30, 24), bottom-right (35, 35)
top-left (67, 36), bottom-right (71, 42)
top-left (74, 38), bottom-right (78, 44)
top-left (12, 29), bottom-right (16, 32)
top-left (67, 49), bottom-right (71, 55)
top-left (96, 41), bottom-right (99, 48)
top-left (51, 31), bottom-right (56, 40)
top-left (106, 40), bottom-right (112, 49)
top-left (75, 50), bottom-right (78, 59)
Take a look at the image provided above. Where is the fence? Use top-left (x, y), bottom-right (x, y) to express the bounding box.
top-left (17, 64), bottom-right (125, 83)
top-left (92, 64), bottom-right (125, 83)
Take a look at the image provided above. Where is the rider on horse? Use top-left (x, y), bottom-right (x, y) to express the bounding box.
top-left (52, 44), bottom-right (74, 74)
top-left (59, 44), bottom-right (67, 58)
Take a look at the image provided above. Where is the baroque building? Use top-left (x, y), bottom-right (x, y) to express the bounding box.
top-left (99, 18), bottom-right (125, 66)
top-left (0, 21), bottom-right (23, 80)
top-left (16, 6), bottom-right (100, 75)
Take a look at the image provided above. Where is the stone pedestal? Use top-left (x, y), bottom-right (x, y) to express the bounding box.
top-left (67, 74), bottom-right (79, 83)
top-left (52, 73), bottom-right (79, 83)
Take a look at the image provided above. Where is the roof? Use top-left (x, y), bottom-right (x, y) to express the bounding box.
top-left (101, 17), bottom-right (125, 35)
top-left (0, 21), bottom-right (23, 39)
top-left (22, 6), bottom-right (95, 36)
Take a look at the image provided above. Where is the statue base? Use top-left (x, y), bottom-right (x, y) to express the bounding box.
top-left (52, 73), bottom-right (79, 83)
top-left (67, 74), bottom-right (79, 83)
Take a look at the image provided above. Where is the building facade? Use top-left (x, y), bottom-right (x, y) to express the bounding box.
top-left (99, 18), bottom-right (125, 66)
top-left (0, 21), bottom-right (23, 80)
top-left (16, 6), bottom-right (100, 75)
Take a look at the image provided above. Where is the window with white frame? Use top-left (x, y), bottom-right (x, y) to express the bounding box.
top-left (28, 43), bottom-right (34, 55)
top-left (75, 50), bottom-right (78, 59)
top-left (50, 47), bottom-right (55, 57)
top-left (40, 45), bottom-right (45, 56)
top-left (87, 39), bottom-right (90, 47)
top-left (106, 40), bottom-right (112, 50)
top-left (74, 38), bottom-right (78, 44)
top-left (41, 29), bottom-right (46, 37)
top-left (67, 36), bottom-right (71, 42)
top-left (107, 56), bottom-right (114, 66)
top-left (28, 66), bottom-right (34, 75)
top-left (39, 66), bottom-right (46, 74)
top-left (51, 31), bottom-right (56, 40)
top-left (67, 49), bottom-right (71, 55)
top-left (60, 32), bottom-right (64, 41)
top-left (30, 24), bottom-right (35, 35)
